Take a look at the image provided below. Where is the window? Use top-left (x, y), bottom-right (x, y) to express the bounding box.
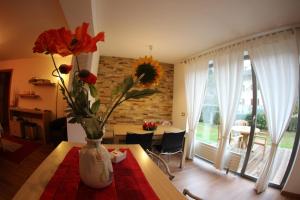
top-left (196, 64), bottom-right (219, 146)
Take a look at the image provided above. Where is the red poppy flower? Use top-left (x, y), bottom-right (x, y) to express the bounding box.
top-left (59, 64), bottom-right (72, 74)
top-left (33, 23), bottom-right (105, 57)
top-left (69, 23), bottom-right (105, 56)
top-left (56, 23), bottom-right (105, 56)
top-left (78, 69), bottom-right (97, 84)
top-left (33, 29), bottom-right (60, 54)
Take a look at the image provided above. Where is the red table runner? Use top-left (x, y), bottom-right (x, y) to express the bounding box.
top-left (40, 147), bottom-right (159, 200)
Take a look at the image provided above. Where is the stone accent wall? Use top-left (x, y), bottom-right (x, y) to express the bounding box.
top-left (96, 56), bottom-right (174, 138)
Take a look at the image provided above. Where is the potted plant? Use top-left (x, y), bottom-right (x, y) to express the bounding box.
top-left (33, 22), bottom-right (162, 188)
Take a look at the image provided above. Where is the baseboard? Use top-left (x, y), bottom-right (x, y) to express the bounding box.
top-left (281, 190), bottom-right (300, 198)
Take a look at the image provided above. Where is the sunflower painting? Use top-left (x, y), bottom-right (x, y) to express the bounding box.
top-left (133, 56), bottom-right (162, 87)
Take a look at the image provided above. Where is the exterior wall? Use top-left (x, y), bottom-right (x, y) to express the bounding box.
top-left (96, 56), bottom-right (174, 138)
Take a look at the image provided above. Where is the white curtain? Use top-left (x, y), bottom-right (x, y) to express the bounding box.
top-left (213, 46), bottom-right (244, 169)
top-left (249, 31), bottom-right (299, 193)
top-left (184, 56), bottom-right (209, 159)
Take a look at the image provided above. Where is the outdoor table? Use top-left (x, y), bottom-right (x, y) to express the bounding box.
top-left (231, 126), bottom-right (260, 148)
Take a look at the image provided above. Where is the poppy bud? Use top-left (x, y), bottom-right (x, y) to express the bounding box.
top-left (78, 69), bottom-right (97, 84)
top-left (58, 64), bottom-right (72, 74)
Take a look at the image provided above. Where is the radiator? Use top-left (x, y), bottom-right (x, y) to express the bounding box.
top-left (194, 141), bottom-right (242, 172)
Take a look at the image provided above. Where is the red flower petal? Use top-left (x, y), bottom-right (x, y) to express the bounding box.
top-left (33, 29), bottom-right (60, 54)
top-left (33, 22), bottom-right (105, 57)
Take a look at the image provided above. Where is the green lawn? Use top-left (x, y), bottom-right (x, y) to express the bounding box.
top-left (196, 123), bottom-right (219, 145)
top-left (196, 122), bottom-right (295, 149)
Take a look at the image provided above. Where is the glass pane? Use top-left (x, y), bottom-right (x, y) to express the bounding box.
top-left (196, 65), bottom-right (219, 147)
top-left (245, 82), bottom-right (298, 186)
top-left (270, 100), bottom-right (298, 184)
top-left (229, 59), bottom-right (253, 173)
top-left (244, 95), bottom-right (269, 178)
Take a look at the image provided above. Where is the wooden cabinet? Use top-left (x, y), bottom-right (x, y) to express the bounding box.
top-left (9, 107), bottom-right (51, 144)
top-left (9, 119), bottom-right (23, 137)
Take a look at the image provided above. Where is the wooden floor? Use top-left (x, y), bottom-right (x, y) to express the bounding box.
top-left (161, 154), bottom-right (293, 200)
top-left (0, 144), bottom-right (54, 200)
top-left (0, 143), bottom-right (293, 200)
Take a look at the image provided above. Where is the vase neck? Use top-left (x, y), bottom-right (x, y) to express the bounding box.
top-left (85, 138), bottom-right (102, 147)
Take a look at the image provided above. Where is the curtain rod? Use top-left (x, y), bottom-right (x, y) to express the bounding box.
top-left (181, 24), bottom-right (300, 64)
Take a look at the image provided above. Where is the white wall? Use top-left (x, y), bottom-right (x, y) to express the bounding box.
top-left (172, 63), bottom-right (187, 129)
top-left (0, 56), bottom-right (71, 119)
top-left (59, 0), bottom-right (103, 143)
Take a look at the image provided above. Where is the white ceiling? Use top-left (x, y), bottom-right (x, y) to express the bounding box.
top-left (1, 0), bottom-right (300, 63)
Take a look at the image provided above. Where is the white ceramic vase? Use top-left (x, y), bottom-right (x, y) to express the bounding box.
top-left (79, 138), bottom-right (113, 188)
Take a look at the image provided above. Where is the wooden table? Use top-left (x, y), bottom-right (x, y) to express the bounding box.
top-left (231, 126), bottom-right (260, 148)
top-left (13, 142), bottom-right (185, 200)
top-left (113, 124), bottom-right (183, 144)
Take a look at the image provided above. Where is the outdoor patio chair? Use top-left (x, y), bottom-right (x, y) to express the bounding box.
top-left (218, 125), bottom-right (242, 148)
top-left (230, 120), bottom-right (248, 148)
top-left (229, 131), bottom-right (243, 148)
top-left (234, 120), bottom-right (249, 126)
top-left (253, 131), bottom-right (268, 158)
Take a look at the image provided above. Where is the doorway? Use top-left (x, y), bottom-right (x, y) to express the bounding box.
top-left (0, 70), bottom-right (12, 133)
top-left (238, 58), bottom-right (299, 189)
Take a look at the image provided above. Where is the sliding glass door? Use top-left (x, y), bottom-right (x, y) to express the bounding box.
top-left (194, 55), bottom-right (299, 189)
top-left (239, 57), bottom-right (299, 188)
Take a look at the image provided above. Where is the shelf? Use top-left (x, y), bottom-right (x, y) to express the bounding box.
top-left (29, 78), bottom-right (55, 87)
top-left (32, 82), bottom-right (56, 86)
top-left (19, 94), bottom-right (40, 98)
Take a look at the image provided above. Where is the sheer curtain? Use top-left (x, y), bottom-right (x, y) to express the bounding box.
top-left (184, 56), bottom-right (209, 159)
top-left (249, 31), bottom-right (299, 193)
top-left (213, 46), bottom-right (244, 170)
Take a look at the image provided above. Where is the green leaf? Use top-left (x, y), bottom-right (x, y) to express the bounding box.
top-left (112, 85), bottom-right (122, 96)
top-left (66, 112), bottom-right (75, 118)
top-left (125, 89), bottom-right (159, 99)
top-left (122, 76), bottom-right (134, 93)
top-left (91, 99), bottom-right (100, 114)
top-left (89, 84), bottom-right (97, 98)
top-left (65, 108), bottom-right (72, 113)
top-left (73, 89), bottom-right (91, 116)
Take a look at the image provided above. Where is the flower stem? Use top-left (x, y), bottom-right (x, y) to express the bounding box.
top-left (50, 54), bottom-right (76, 110)
top-left (99, 75), bottom-right (142, 130)
top-left (75, 56), bottom-right (81, 71)
top-left (100, 92), bottom-right (126, 130)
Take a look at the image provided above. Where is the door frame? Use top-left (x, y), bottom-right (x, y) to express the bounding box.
top-left (0, 69), bottom-right (13, 133)
top-left (239, 60), bottom-right (300, 189)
